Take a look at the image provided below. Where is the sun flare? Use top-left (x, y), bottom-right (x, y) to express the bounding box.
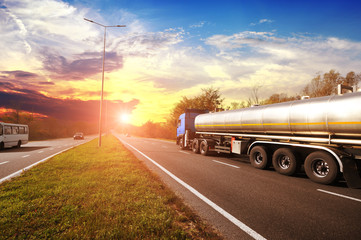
top-left (119, 113), bottom-right (131, 124)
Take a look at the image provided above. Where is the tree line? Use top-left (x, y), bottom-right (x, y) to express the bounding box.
top-left (0, 110), bottom-right (97, 140)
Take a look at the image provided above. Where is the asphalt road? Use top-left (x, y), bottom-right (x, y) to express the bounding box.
top-left (115, 134), bottom-right (361, 240)
top-left (0, 136), bottom-right (95, 183)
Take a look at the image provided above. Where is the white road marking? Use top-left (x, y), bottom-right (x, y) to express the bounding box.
top-left (179, 150), bottom-right (190, 155)
top-left (161, 145), bottom-right (168, 148)
top-left (22, 155), bottom-right (30, 158)
top-left (38, 151), bottom-right (44, 153)
top-left (119, 138), bottom-right (266, 240)
top-left (317, 189), bottom-right (361, 203)
top-left (0, 141), bottom-right (87, 184)
top-left (0, 161), bottom-right (9, 165)
top-left (213, 160), bottom-right (240, 169)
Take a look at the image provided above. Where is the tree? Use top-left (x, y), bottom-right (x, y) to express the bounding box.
top-left (344, 71), bottom-right (361, 88)
top-left (228, 101), bottom-right (247, 110)
top-left (263, 93), bottom-right (299, 105)
top-left (302, 70), bottom-right (360, 97)
top-left (169, 87), bottom-right (224, 128)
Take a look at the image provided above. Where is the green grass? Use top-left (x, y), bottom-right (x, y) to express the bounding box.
top-left (0, 135), bottom-right (222, 239)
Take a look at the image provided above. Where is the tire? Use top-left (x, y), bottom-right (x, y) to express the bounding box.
top-left (192, 139), bottom-right (200, 154)
top-left (0, 142), bottom-right (4, 150)
top-left (272, 148), bottom-right (300, 176)
top-left (249, 146), bottom-right (269, 169)
top-left (17, 140), bottom-right (21, 148)
top-left (179, 136), bottom-right (185, 150)
top-left (199, 140), bottom-right (209, 156)
top-left (304, 151), bottom-right (339, 185)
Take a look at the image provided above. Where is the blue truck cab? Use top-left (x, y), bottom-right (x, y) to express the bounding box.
top-left (176, 109), bottom-right (208, 148)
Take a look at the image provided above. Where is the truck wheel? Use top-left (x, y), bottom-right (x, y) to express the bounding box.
top-left (179, 136), bottom-right (185, 150)
top-left (272, 148), bottom-right (300, 176)
top-left (200, 140), bottom-right (209, 156)
top-left (192, 139), bottom-right (200, 154)
top-left (304, 151), bottom-right (339, 185)
top-left (249, 146), bottom-right (269, 169)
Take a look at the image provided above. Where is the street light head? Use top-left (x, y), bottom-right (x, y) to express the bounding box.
top-left (84, 18), bottom-right (94, 23)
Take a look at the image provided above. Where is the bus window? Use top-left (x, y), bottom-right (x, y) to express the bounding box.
top-left (19, 126), bottom-right (25, 134)
top-left (0, 125), bottom-right (2, 135)
top-left (4, 126), bottom-right (11, 135)
top-left (12, 126), bottom-right (19, 134)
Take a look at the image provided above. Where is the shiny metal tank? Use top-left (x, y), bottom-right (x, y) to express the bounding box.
top-left (195, 92), bottom-right (361, 138)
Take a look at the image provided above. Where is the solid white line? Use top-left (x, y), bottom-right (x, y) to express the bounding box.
top-left (317, 189), bottom-right (361, 203)
top-left (0, 161), bottom-right (9, 165)
top-left (0, 144), bottom-right (82, 184)
top-left (118, 138), bottom-right (266, 240)
top-left (213, 160), bottom-right (240, 169)
top-left (179, 150), bottom-right (190, 155)
top-left (22, 155), bottom-right (30, 158)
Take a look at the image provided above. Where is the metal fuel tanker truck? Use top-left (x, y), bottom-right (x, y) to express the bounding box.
top-left (176, 89), bottom-right (361, 188)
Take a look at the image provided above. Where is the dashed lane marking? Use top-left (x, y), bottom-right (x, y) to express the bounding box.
top-left (317, 189), bottom-right (361, 203)
top-left (213, 160), bottom-right (240, 169)
top-left (179, 150), bottom-right (190, 154)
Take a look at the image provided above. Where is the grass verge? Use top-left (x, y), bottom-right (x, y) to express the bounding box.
top-left (0, 135), bottom-right (222, 239)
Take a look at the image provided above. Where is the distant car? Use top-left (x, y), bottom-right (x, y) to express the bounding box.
top-left (73, 132), bottom-right (84, 140)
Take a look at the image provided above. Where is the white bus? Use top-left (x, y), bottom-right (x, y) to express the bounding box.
top-left (0, 122), bottom-right (29, 150)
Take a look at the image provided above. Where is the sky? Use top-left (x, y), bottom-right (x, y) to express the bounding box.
top-left (1, 0), bottom-right (361, 126)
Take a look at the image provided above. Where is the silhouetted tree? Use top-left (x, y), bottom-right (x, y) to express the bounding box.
top-left (303, 70), bottom-right (360, 97)
top-left (169, 87), bottom-right (224, 128)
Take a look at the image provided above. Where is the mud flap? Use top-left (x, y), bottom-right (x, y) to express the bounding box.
top-left (342, 157), bottom-right (361, 188)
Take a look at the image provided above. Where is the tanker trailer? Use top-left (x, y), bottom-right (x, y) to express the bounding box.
top-left (177, 91), bottom-right (361, 188)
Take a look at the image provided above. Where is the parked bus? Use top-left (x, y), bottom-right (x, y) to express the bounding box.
top-left (0, 122), bottom-right (29, 150)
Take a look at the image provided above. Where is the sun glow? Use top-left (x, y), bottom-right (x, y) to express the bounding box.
top-left (119, 113), bottom-right (131, 124)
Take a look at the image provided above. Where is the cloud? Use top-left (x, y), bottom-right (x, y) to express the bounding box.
top-left (190, 21), bottom-right (206, 28)
top-left (1, 70), bottom-right (39, 80)
top-left (113, 28), bottom-right (185, 58)
top-left (42, 50), bottom-right (123, 80)
top-left (250, 18), bottom-right (274, 26)
top-left (1, 0), bottom-right (361, 125)
top-left (203, 31), bottom-right (361, 101)
top-left (0, 82), bottom-right (139, 122)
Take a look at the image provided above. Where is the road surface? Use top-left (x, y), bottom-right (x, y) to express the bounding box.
top-left (115, 134), bottom-right (361, 240)
top-left (0, 136), bottom-right (95, 183)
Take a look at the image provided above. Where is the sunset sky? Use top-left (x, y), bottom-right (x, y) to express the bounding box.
top-left (1, 0), bottom-right (361, 126)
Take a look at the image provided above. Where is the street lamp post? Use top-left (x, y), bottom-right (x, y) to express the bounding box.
top-left (84, 18), bottom-right (126, 147)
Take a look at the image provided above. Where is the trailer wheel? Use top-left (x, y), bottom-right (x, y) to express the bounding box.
top-left (200, 140), bottom-right (209, 156)
top-left (272, 148), bottom-right (300, 176)
top-left (192, 139), bottom-right (200, 154)
top-left (304, 151), bottom-right (339, 185)
top-left (249, 146), bottom-right (269, 169)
